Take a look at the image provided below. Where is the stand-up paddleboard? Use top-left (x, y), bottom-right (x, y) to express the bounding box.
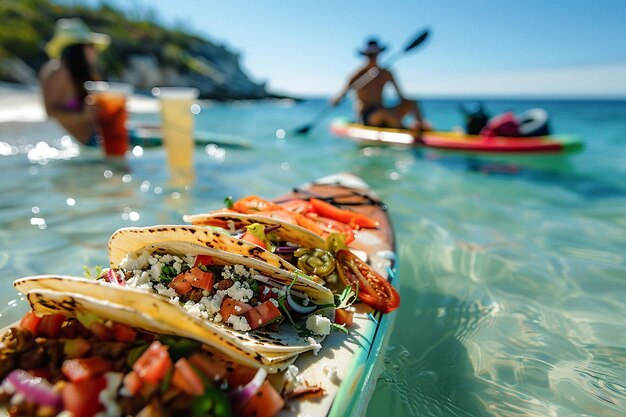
top-left (129, 124), bottom-right (253, 149)
top-left (274, 173), bottom-right (397, 417)
top-left (331, 119), bottom-right (583, 154)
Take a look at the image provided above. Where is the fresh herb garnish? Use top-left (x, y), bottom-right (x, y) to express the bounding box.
top-left (159, 264), bottom-right (178, 284)
top-left (83, 265), bottom-right (104, 279)
top-left (224, 196), bottom-right (234, 209)
top-left (331, 323), bottom-right (348, 333)
top-left (335, 284), bottom-right (358, 309)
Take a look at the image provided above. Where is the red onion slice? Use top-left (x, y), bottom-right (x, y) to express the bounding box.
top-left (105, 269), bottom-right (125, 285)
top-left (227, 367), bottom-right (267, 409)
top-left (4, 369), bottom-right (62, 409)
top-left (287, 287), bottom-right (317, 314)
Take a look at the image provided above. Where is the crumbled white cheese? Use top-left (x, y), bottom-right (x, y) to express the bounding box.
top-left (96, 372), bottom-right (123, 417)
top-left (183, 300), bottom-right (209, 319)
top-left (284, 365), bottom-right (303, 390)
top-left (305, 337), bottom-right (322, 355)
top-left (323, 365), bottom-right (342, 385)
top-left (270, 298), bottom-right (279, 307)
top-left (227, 315), bottom-right (251, 332)
top-left (154, 283), bottom-right (177, 298)
top-left (233, 264), bottom-right (251, 278)
top-left (200, 293), bottom-right (224, 315)
top-left (271, 287), bottom-right (286, 297)
top-left (120, 251), bottom-right (150, 270)
top-left (224, 280), bottom-right (253, 302)
top-left (262, 286), bottom-right (271, 297)
top-left (306, 314), bottom-right (331, 336)
top-left (213, 313), bottom-right (223, 323)
top-left (126, 270), bottom-right (152, 287)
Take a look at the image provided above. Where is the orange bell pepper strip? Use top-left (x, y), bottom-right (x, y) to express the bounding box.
top-left (309, 198), bottom-right (379, 229)
top-left (231, 196), bottom-right (283, 214)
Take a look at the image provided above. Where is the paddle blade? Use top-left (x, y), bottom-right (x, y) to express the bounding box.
top-left (294, 124), bottom-right (312, 135)
top-left (403, 29), bottom-right (430, 52)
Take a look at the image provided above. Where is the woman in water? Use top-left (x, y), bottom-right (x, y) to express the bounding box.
top-left (39, 18), bottom-right (110, 146)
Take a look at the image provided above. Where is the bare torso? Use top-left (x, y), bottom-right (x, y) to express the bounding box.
top-left (39, 61), bottom-right (96, 143)
top-left (350, 65), bottom-right (393, 113)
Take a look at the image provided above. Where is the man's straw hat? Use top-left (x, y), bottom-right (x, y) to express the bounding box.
top-left (46, 18), bottom-right (110, 59)
top-left (358, 38), bottom-right (387, 56)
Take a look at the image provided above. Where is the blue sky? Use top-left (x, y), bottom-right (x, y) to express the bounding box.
top-left (110, 0), bottom-right (626, 98)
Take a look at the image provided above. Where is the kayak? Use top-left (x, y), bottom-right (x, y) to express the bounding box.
top-left (0, 173), bottom-right (397, 417)
top-left (129, 124), bottom-right (253, 149)
top-left (330, 119), bottom-right (584, 154)
top-left (274, 173), bottom-right (397, 417)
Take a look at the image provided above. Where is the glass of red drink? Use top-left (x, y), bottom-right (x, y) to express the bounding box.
top-left (85, 81), bottom-right (133, 157)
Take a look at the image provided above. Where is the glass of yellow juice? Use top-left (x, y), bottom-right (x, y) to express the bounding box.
top-left (152, 87), bottom-right (199, 185)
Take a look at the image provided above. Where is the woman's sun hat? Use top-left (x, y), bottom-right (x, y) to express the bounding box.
top-left (45, 18), bottom-right (111, 59)
top-left (358, 38), bottom-right (387, 56)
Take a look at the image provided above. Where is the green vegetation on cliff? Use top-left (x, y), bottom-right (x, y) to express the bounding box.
top-left (0, 0), bottom-right (269, 99)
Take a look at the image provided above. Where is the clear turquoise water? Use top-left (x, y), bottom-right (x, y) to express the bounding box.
top-left (1, 98), bottom-right (625, 416)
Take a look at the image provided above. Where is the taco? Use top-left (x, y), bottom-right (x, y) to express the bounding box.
top-left (184, 196), bottom-right (400, 315)
top-left (15, 277), bottom-right (303, 371)
top-left (16, 226), bottom-right (336, 361)
top-left (0, 289), bottom-right (290, 417)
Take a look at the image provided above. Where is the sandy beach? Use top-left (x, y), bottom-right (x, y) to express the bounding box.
top-left (0, 82), bottom-right (158, 146)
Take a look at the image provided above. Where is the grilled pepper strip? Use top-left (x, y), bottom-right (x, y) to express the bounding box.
top-left (294, 248), bottom-right (336, 277)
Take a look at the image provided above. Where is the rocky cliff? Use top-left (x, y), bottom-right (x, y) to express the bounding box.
top-left (0, 0), bottom-right (273, 100)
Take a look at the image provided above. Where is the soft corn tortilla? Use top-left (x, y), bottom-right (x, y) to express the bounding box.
top-left (15, 275), bottom-right (329, 358)
top-left (183, 212), bottom-right (327, 249)
top-left (19, 287), bottom-right (299, 373)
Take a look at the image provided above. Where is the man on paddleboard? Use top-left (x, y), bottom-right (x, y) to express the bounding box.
top-left (331, 38), bottom-right (430, 133)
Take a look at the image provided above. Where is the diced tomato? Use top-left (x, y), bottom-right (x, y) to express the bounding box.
top-left (61, 357), bottom-right (112, 382)
top-left (257, 285), bottom-right (277, 303)
top-left (122, 370), bottom-right (143, 396)
top-left (189, 268), bottom-right (215, 292)
top-left (37, 314), bottom-right (66, 338)
top-left (19, 311), bottom-right (42, 334)
top-left (109, 322), bottom-right (137, 343)
top-left (189, 353), bottom-right (228, 381)
top-left (241, 380), bottom-right (285, 417)
top-left (336, 249), bottom-right (400, 314)
top-left (232, 196), bottom-right (283, 213)
top-left (171, 358), bottom-right (205, 396)
top-left (335, 308), bottom-right (354, 327)
top-left (89, 322), bottom-right (113, 341)
top-left (243, 300), bottom-right (282, 331)
top-left (227, 365), bottom-right (258, 389)
top-left (62, 376), bottom-right (107, 417)
top-left (309, 198), bottom-right (379, 229)
top-left (132, 341), bottom-right (172, 384)
top-left (63, 338), bottom-right (92, 359)
top-left (220, 297), bottom-right (253, 322)
top-left (241, 231), bottom-right (267, 249)
top-left (169, 272), bottom-right (193, 295)
top-left (193, 255), bottom-right (214, 268)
